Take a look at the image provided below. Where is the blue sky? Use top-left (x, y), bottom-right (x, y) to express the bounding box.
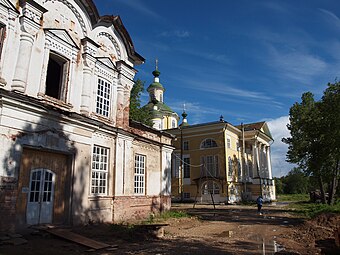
top-left (94, 0), bottom-right (340, 176)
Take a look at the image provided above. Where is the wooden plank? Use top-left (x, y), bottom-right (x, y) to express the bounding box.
top-left (46, 228), bottom-right (111, 250)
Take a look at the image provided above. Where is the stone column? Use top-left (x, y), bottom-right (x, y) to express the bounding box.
top-left (116, 81), bottom-right (124, 128)
top-left (123, 87), bottom-right (131, 128)
top-left (0, 9), bottom-right (18, 87)
top-left (161, 145), bottom-right (174, 196)
top-left (116, 61), bottom-right (137, 129)
top-left (80, 38), bottom-right (99, 115)
top-left (115, 134), bottom-right (133, 195)
top-left (38, 41), bottom-right (50, 95)
top-left (266, 146), bottom-right (272, 179)
top-left (12, 1), bottom-right (47, 92)
top-left (255, 142), bottom-right (261, 178)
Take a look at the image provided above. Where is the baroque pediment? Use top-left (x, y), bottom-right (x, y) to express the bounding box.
top-left (45, 29), bottom-right (79, 49)
top-left (96, 57), bottom-right (117, 71)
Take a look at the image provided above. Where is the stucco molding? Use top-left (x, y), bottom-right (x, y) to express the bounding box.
top-left (97, 31), bottom-right (121, 60)
top-left (43, 0), bottom-right (88, 36)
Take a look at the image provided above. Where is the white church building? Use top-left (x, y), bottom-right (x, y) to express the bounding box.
top-left (0, 0), bottom-right (174, 232)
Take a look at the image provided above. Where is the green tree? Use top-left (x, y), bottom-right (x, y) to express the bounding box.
top-left (319, 82), bottom-right (340, 204)
top-left (274, 177), bottom-right (284, 194)
top-left (129, 79), bottom-right (153, 126)
top-left (283, 82), bottom-right (340, 204)
top-left (283, 168), bottom-right (309, 194)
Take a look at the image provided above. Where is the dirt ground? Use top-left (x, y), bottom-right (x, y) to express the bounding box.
top-left (1, 203), bottom-right (339, 255)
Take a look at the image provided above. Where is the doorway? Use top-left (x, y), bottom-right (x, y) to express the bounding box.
top-left (26, 169), bottom-right (55, 225)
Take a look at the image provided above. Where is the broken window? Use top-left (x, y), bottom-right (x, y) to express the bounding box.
top-left (45, 52), bottom-right (69, 101)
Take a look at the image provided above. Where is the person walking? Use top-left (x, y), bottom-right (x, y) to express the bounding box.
top-left (256, 195), bottom-right (263, 215)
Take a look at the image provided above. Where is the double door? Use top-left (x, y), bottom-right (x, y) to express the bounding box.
top-left (26, 169), bottom-right (55, 225)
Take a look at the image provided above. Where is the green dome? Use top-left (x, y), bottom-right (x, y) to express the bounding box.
top-left (147, 82), bottom-right (165, 92)
top-left (144, 101), bottom-right (177, 115)
top-left (152, 69), bottom-right (160, 77)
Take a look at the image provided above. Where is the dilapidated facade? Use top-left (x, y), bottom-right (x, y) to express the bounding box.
top-left (0, 0), bottom-right (173, 232)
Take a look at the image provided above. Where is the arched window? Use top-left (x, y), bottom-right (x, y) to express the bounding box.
top-left (200, 138), bottom-right (217, 149)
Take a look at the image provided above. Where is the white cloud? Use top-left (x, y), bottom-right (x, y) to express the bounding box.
top-left (112, 0), bottom-right (160, 19)
top-left (267, 116), bottom-right (296, 177)
top-left (160, 30), bottom-right (190, 38)
top-left (266, 45), bottom-right (328, 85)
top-left (319, 9), bottom-right (340, 29)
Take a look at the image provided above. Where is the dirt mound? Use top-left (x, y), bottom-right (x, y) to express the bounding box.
top-left (280, 213), bottom-right (340, 254)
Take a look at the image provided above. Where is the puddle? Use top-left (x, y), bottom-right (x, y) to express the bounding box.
top-left (249, 235), bottom-right (285, 254)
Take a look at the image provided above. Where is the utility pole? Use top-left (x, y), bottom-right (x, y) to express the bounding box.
top-left (180, 126), bottom-right (184, 202)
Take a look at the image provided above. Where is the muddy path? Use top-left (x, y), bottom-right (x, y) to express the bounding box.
top-left (1, 203), bottom-right (339, 255)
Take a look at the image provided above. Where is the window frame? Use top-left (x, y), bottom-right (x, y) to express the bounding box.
top-left (45, 52), bottom-right (70, 101)
top-left (134, 154), bottom-right (146, 195)
top-left (91, 145), bottom-right (109, 195)
top-left (201, 155), bottom-right (219, 177)
top-left (200, 138), bottom-right (218, 149)
top-left (183, 141), bottom-right (189, 150)
top-left (183, 157), bottom-right (190, 178)
top-left (227, 137), bottom-right (231, 149)
top-left (95, 77), bottom-right (112, 118)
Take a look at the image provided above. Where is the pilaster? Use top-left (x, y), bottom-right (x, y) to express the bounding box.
top-left (12, 0), bottom-right (47, 92)
top-left (80, 38), bottom-right (99, 115)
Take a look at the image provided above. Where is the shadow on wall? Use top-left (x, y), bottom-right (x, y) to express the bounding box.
top-left (150, 154), bottom-right (172, 215)
top-left (0, 107), bottom-right (100, 232)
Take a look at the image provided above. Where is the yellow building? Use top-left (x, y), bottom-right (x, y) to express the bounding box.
top-left (167, 115), bottom-right (276, 203)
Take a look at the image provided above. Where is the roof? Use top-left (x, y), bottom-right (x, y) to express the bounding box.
top-left (236, 121), bottom-right (273, 140)
top-left (80, 0), bottom-right (100, 26)
top-left (143, 102), bottom-right (178, 116)
top-left (168, 120), bottom-right (229, 131)
top-left (147, 82), bottom-right (164, 91)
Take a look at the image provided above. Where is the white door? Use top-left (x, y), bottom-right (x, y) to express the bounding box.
top-left (27, 169), bottom-right (55, 225)
top-left (201, 181), bottom-right (221, 203)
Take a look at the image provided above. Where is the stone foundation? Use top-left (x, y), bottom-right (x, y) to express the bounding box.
top-left (112, 195), bottom-right (171, 223)
top-left (0, 177), bottom-right (18, 233)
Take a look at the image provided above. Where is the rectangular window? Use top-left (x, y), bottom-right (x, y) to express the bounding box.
top-left (173, 154), bottom-right (180, 178)
top-left (227, 138), bottom-right (231, 149)
top-left (45, 52), bottom-right (69, 101)
top-left (96, 78), bottom-right (111, 117)
top-left (91, 145), bottom-right (109, 195)
top-left (183, 157), bottom-right (190, 178)
top-left (183, 141), bottom-right (189, 150)
top-left (184, 192), bottom-right (190, 199)
top-left (202, 155), bottom-right (219, 177)
top-left (134, 154), bottom-right (146, 194)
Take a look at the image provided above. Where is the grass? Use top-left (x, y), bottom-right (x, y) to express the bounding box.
top-left (143, 210), bottom-right (190, 224)
top-left (277, 193), bottom-right (340, 218)
top-left (276, 193), bottom-right (310, 202)
top-left (288, 200), bottom-right (340, 218)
